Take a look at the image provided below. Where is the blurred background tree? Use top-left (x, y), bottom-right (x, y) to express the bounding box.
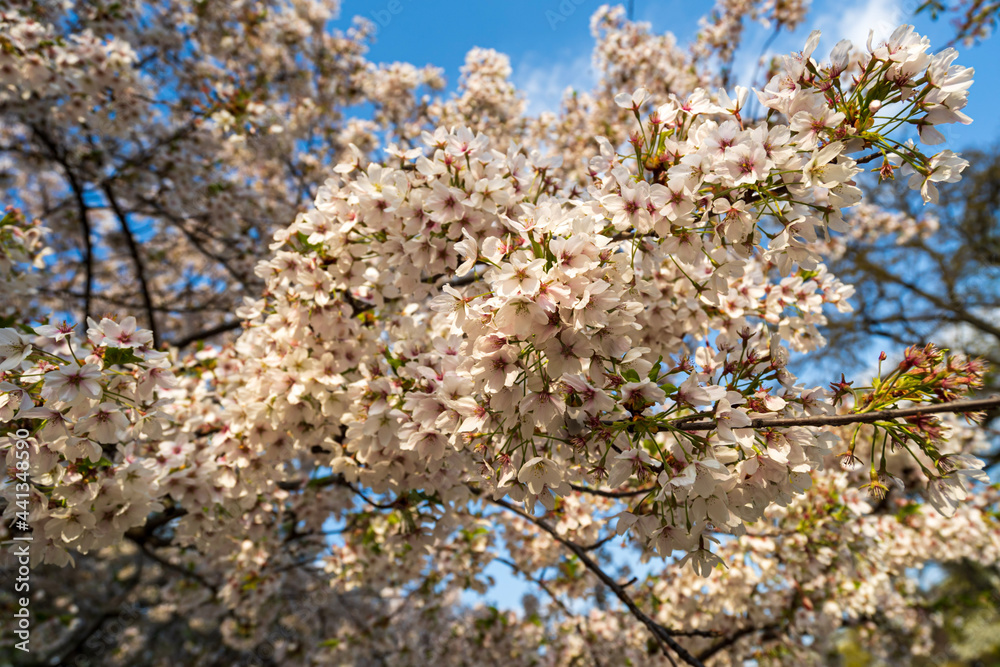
top-left (814, 146), bottom-right (1000, 426)
top-left (812, 150), bottom-right (1000, 667)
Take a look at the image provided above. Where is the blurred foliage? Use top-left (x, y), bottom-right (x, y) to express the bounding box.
top-left (827, 561), bottom-right (1000, 666)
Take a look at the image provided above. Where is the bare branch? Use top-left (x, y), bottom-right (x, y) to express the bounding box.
top-left (102, 182), bottom-right (160, 347)
top-left (570, 483), bottom-right (655, 498)
top-left (673, 395), bottom-right (1000, 432)
top-left (32, 125), bottom-right (94, 323)
top-left (170, 319), bottom-right (244, 348)
top-left (853, 255), bottom-right (1000, 342)
top-left (494, 556), bottom-right (606, 667)
top-left (491, 497), bottom-right (707, 667)
top-left (129, 536), bottom-right (218, 594)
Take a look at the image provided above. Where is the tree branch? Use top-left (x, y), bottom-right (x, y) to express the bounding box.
top-left (128, 536), bottom-right (218, 593)
top-left (853, 254), bottom-right (1000, 342)
top-left (673, 395), bottom-right (1000, 432)
top-left (102, 182), bottom-right (160, 347)
top-left (171, 319), bottom-right (244, 348)
top-left (32, 125), bottom-right (94, 323)
top-left (570, 483), bottom-right (655, 498)
top-left (494, 556), bottom-right (606, 667)
top-left (42, 551), bottom-right (145, 667)
top-left (697, 621), bottom-right (779, 662)
top-left (491, 497), bottom-right (707, 667)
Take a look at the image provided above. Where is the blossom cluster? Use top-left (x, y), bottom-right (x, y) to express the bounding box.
top-left (0, 319), bottom-right (176, 565)
top-left (190, 24), bottom-right (984, 573)
top-left (0, 208), bottom-right (49, 324)
top-left (0, 6), bottom-right (996, 665)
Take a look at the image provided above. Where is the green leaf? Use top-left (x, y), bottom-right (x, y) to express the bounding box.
top-left (103, 347), bottom-right (144, 367)
top-left (648, 355), bottom-right (664, 380)
top-left (895, 502), bottom-right (922, 522)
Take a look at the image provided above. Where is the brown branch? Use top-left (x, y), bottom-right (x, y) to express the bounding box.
top-left (32, 125), bottom-right (94, 323)
top-left (102, 182), bottom-right (160, 347)
top-left (36, 288), bottom-right (231, 314)
top-left (697, 621), bottom-right (779, 662)
top-left (494, 556), bottom-right (605, 667)
top-left (493, 557), bottom-right (573, 616)
top-left (579, 532), bottom-right (620, 553)
top-left (427, 265), bottom-right (486, 289)
top-left (138, 195), bottom-right (257, 291)
top-left (343, 480), bottom-right (397, 510)
top-left (853, 255), bottom-right (1000, 342)
top-left (123, 505), bottom-right (188, 550)
top-left (128, 536), bottom-right (218, 593)
top-left (570, 483), bottom-right (655, 498)
top-left (491, 497), bottom-right (706, 667)
top-left (97, 121), bottom-right (200, 187)
top-left (170, 319), bottom-right (244, 348)
top-left (855, 152), bottom-right (883, 165)
top-left (673, 395), bottom-right (1000, 432)
top-left (42, 552), bottom-right (145, 667)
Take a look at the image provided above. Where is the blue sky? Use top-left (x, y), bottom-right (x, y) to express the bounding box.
top-left (339, 0), bottom-right (1000, 148)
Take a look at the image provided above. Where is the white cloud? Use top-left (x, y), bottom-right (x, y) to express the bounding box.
top-left (727, 0), bottom-right (909, 92)
top-left (513, 52), bottom-right (596, 117)
top-left (825, 0), bottom-right (905, 51)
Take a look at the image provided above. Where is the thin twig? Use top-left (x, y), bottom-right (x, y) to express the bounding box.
top-left (129, 536), bottom-right (218, 593)
top-left (491, 497), bottom-right (707, 667)
top-left (570, 483), bottom-right (655, 498)
top-left (492, 555), bottom-right (606, 667)
top-left (171, 319), bottom-right (244, 348)
top-left (673, 395), bottom-right (1000, 432)
top-left (856, 152), bottom-right (884, 165)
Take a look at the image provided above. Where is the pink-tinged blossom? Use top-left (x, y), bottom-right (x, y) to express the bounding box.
top-left (0, 328), bottom-right (31, 371)
top-left (670, 458), bottom-right (731, 498)
top-left (0, 14), bottom-right (989, 621)
top-left (675, 375), bottom-right (726, 407)
top-left (613, 87), bottom-right (651, 111)
top-left (715, 398), bottom-right (753, 447)
top-left (601, 182), bottom-right (653, 232)
top-left (721, 143), bottom-right (769, 185)
top-left (607, 448), bottom-right (655, 488)
top-left (904, 149), bottom-right (968, 203)
top-left (454, 229), bottom-right (479, 276)
top-left (621, 379), bottom-right (666, 412)
top-left (77, 402), bottom-right (129, 444)
top-left (493, 296), bottom-right (548, 336)
top-left (517, 457), bottom-right (562, 495)
top-left (491, 255), bottom-right (546, 297)
top-left (430, 284), bottom-right (474, 326)
top-left (561, 374), bottom-right (615, 415)
top-left (42, 363), bottom-right (102, 402)
top-left (44, 509), bottom-right (96, 544)
top-left (87, 316), bottom-right (152, 349)
top-left (35, 321), bottom-right (75, 342)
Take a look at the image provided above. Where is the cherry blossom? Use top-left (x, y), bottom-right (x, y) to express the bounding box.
top-left (0, 5), bottom-right (995, 666)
